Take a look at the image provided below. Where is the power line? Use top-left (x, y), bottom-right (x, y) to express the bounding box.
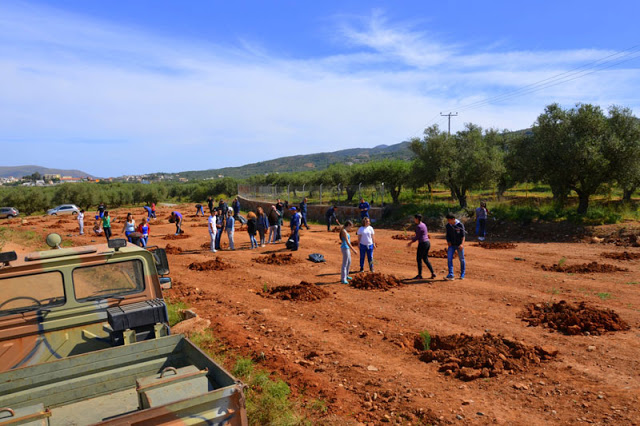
top-left (454, 45), bottom-right (640, 113)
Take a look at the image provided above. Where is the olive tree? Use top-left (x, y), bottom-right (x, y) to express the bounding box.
top-left (410, 124), bottom-right (504, 208)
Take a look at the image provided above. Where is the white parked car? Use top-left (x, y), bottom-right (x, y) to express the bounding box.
top-left (47, 204), bottom-right (81, 215)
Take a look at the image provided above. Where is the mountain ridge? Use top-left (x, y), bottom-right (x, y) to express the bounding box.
top-left (0, 165), bottom-right (94, 179)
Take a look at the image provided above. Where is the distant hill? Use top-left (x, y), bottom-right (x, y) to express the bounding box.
top-left (0, 165), bottom-right (94, 179)
top-left (177, 142), bottom-right (414, 179)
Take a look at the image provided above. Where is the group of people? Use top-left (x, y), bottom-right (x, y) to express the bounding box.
top-left (78, 202), bottom-right (152, 248)
top-left (336, 200), bottom-right (488, 282)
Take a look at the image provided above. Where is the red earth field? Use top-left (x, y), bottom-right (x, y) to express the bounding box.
top-left (3, 204), bottom-right (640, 425)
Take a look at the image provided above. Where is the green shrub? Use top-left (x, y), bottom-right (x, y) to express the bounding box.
top-left (419, 330), bottom-right (431, 351)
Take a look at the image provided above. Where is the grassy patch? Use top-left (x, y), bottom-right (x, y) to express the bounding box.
top-left (596, 292), bottom-right (612, 301)
top-left (0, 226), bottom-right (43, 250)
top-left (165, 298), bottom-right (189, 326)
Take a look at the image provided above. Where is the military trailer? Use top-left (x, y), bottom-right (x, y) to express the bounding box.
top-left (0, 235), bottom-right (247, 425)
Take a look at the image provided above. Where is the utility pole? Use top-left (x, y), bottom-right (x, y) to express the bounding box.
top-left (440, 112), bottom-right (458, 135)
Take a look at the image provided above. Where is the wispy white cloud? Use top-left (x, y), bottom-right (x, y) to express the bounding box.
top-left (0, 3), bottom-right (638, 176)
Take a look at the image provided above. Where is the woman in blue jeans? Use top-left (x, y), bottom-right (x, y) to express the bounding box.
top-left (356, 217), bottom-right (376, 273)
top-left (339, 221), bottom-right (358, 283)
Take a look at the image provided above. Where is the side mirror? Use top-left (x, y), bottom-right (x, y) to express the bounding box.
top-left (147, 247), bottom-right (170, 276)
top-left (159, 277), bottom-right (172, 290)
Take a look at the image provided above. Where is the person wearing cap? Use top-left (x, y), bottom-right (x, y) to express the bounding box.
top-left (325, 206), bottom-right (340, 231)
top-left (289, 206), bottom-right (301, 251)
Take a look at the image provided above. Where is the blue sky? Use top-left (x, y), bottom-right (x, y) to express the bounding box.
top-left (1, 1), bottom-right (639, 177)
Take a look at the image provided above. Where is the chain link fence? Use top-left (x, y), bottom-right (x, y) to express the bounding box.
top-left (238, 184), bottom-right (388, 206)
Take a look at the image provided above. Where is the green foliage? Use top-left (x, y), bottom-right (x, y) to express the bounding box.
top-left (596, 292), bottom-right (612, 300)
top-left (530, 103), bottom-right (640, 213)
top-left (557, 258), bottom-right (566, 267)
top-left (410, 124), bottom-right (505, 208)
top-left (232, 357), bottom-right (255, 378)
top-left (419, 330), bottom-right (431, 351)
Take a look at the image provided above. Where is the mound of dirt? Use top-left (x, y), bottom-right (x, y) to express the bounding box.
top-left (416, 333), bottom-right (558, 381)
top-left (519, 301), bottom-right (630, 335)
top-left (429, 248), bottom-right (455, 259)
top-left (349, 273), bottom-right (403, 291)
top-left (391, 234), bottom-right (412, 241)
top-left (474, 242), bottom-right (517, 249)
top-left (264, 281), bottom-right (329, 301)
top-left (163, 233), bottom-right (189, 240)
top-left (254, 253), bottom-right (300, 265)
top-left (164, 244), bottom-right (183, 255)
top-left (332, 227), bottom-right (341, 232)
top-left (540, 261), bottom-right (627, 273)
top-left (195, 223), bottom-right (210, 227)
top-left (46, 223), bottom-right (64, 229)
top-left (188, 258), bottom-right (231, 271)
top-left (600, 251), bottom-right (640, 261)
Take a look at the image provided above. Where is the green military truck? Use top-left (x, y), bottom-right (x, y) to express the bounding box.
top-left (0, 235), bottom-right (247, 425)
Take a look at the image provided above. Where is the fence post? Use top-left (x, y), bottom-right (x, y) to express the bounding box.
top-left (381, 183), bottom-right (385, 206)
top-left (287, 184), bottom-right (290, 204)
top-left (320, 184), bottom-right (323, 205)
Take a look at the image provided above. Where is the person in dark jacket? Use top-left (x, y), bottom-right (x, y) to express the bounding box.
top-left (267, 205), bottom-right (280, 244)
top-left (407, 214), bottom-right (436, 280)
top-left (215, 208), bottom-right (224, 250)
top-left (246, 211), bottom-right (258, 249)
top-left (445, 212), bottom-right (466, 280)
top-left (207, 197), bottom-right (214, 214)
top-left (218, 199), bottom-right (228, 217)
top-left (256, 206), bottom-right (269, 247)
top-left (325, 206), bottom-right (340, 231)
top-left (232, 198), bottom-right (240, 220)
top-left (275, 199), bottom-right (284, 242)
top-left (299, 197), bottom-right (309, 230)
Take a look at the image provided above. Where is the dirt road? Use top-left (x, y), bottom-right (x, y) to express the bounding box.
top-left (5, 206), bottom-right (640, 424)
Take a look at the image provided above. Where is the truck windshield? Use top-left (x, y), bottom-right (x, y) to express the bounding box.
top-left (0, 271), bottom-right (65, 316)
top-left (74, 260), bottom-right (145, 301)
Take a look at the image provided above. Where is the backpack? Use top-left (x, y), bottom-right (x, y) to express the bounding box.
top-left (286, 238), bottom-right (295, 250)
top-left (308, 253), bottom-right (325, 263)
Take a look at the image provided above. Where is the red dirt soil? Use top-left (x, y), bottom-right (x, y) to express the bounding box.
top-left (600, 251), bottom-right (640, 261)
top-left (429, 248), bottom-right (456, 258)
top-left (264, 281), bottom-right (329, 301)
top-left (540, 261), bottom-right (628, 273)
top-left (7, 203), bottom-right (640, 424)
top-left (163, 233), bottom-right (190, 240)
top-left (349, 272), bottom-right (402, 291)
top-left (164, 244), bottom-right (183, 255)
top-left (519, 301), bottom-right (631, 335)
top-left (473, 242), bottom-right (517, 249)
top-left (254, 253), bottom-right (300, 265)
top-left (188, 258), bottom-right (232, 271)
top-left (416, 333), bottom-right (558, 381)
top-left (391, 234), bottom-right (412, 240)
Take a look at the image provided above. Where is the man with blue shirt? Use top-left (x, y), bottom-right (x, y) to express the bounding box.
top-left (359, 197), bottom-right (370, 219)
top-left (289, 207), bottom-right (301, 251)
top-left (170, 211), bottom-right (183, 235)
